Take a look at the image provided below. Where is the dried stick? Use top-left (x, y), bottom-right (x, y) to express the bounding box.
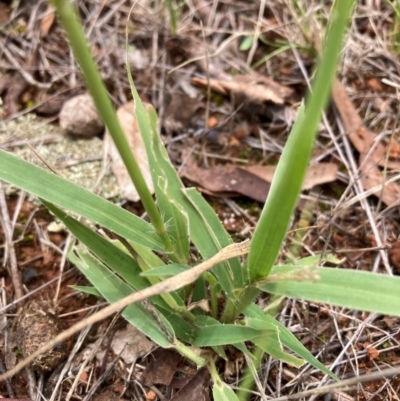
top-left (0, 183), bottom-right (24, 300)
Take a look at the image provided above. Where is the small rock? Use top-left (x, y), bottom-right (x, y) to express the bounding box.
top-left (15, 300), bottom-right (67, 373)
top-left (59, 93), bottom-right (104, 137)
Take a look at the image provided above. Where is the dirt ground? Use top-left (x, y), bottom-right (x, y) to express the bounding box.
top-left (1, 1), bottom-right (400, 400)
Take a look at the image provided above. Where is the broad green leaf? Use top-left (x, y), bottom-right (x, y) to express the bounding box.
top-left (184, 188), bottom-right (244, 293)
top-left (70, 285), bottom-right (101, 297)
top-left (69, 247), bottom-right (172, 347)
top-left (152, 303), bottom-right (194, 344)
top-left (127, 72), bottom-right (189, 263)
top-left (124, 84), bottom-right (243, 295)
top-left (295, 254), bottom-right (343, 266)
top-left (45, 201), bottom-right (185, 314)
top-left (248, 0), bottom-right (357, 280)
top-left (156, 177), bottom-right (190, 264)
top-left (240, 36), bottom-right (253, 51)
top-left (213, 381), bottom-right (241, 401)
top-left (244, 303), bottom-right (339, 380)
top-left (246, 319), bottom-right (304, 368)
top-left (247, 104), bottom-right (308, 280)
top-left (140, 264), bottom-right (188, 278)
top-left (0, 150), bottom-right (163, 251)
top-left (44, 203), bottom-right (153, 294)
top-left (212, 345), bottom-right (228, 360)
top-left (193, 324), bottom-right (261, 346)
top-left (257, 266), bottom-right (400, 317)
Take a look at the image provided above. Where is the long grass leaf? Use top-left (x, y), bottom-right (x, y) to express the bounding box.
top-left (244, 304), bottom-right (338, 380)
top-left (257, 266), bottom-right (400, 317)
top-left (69, 247), bottom-right (172, 347)
top-left (248, 1), bottom-right (357, 280)
top-left (0, 151), bottom-right (163, 250)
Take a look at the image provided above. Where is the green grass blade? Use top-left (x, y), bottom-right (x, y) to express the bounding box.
top-left (44, 201), bottom-right (184, 312)
top-left (248, 0), bottom-right (356, 280)
top-left (244, 304), bottom-right (338, 379)
top-left (193, 325), bottom-right (261, 347)
top-left (156, 176), bottom-right (189, 263)
top-left (252, 330), bottom-right (304, 368)
top-left (140, 264), bottom-right (188, 278)
top-left (0, 151), bottom-right (163, 251)
top-left (69, 247), bottom-right (172, 347)
top-left (144, 106), bottom-right (242, 286)
top-left (184, 188), bottom-right (244, 293)
top-left (50, 0), bottom-right (167, 247)
top-left (257, 267), bottom-right (400, 317)
top-left (70, 286), bottom-right (101, 297)
top-left (213, 382), bottom-right (241, 401)
top-left (124, 97), bottom-right (243, 294)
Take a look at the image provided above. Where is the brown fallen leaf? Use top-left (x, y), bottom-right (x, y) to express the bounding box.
top-left (109, 324), bottom-right (154, 365)
top-left (2, 50), bottom-right (38, 116)
top-left (181, 159), bottom-right (337, 203)
top-left (40, 5), bottom-right (55, 38)
top-left (332, 81), bottom-right (400, 169)
top-left (104, 101), bottom-right (154, 202)
top-left (181, 161), bottom-right (270, 202)
top-left (169, 367), bottom-right (210, 401)
top-left (192, 73), bottom-right (293, 105)
top-left (332, 80), bottom-right (400, 207)
top-left (359, 136), bottom-right (400, 207)
top-left (388, 240), bottom-right (400, 274)
top-left (245, 163), bottom-right (338, 190)
top-left (163, 93), bottom-right (200, 133)
top-left (0, 2), bottom-right (10, 25)
top-left (141, 349), bottom-right (181, 387)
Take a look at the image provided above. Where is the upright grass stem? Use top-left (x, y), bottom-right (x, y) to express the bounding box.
top-left (247, 0), bottom-right (357, 281)
top-left (238, 1), bottom-right (357, 399)
top-left (50, 0), bottom-right (174, 254)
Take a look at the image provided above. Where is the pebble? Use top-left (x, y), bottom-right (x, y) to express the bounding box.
top-left (59, 93), bottom-right (104, 137)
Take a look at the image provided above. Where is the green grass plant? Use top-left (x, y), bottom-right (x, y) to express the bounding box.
top-left (2, 0), bottom-right (400, 399)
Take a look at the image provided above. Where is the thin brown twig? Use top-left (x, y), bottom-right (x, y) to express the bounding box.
top-left (0, 182), bottom-right (24, 301)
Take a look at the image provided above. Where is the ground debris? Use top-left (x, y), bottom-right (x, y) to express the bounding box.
top-left (104, 101), bottom-right (154, 202)
top-left (14, 300), bottom-right (67, 374)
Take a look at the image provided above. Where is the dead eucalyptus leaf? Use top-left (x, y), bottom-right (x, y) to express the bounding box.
top-left (169, 368), bottom-right (210, 401)
top-left (192, 73), bottom-right (293, 105)
top-left (181, 161), bottom-right (270, 202)
top-left (104, 101), bottom-right (154, 201)
top-left (40, 6), bottom-right (55, 38)
top-left (181, 159), bottom-right (337, 202)
top-left (332, 81), bottom-right (400, 169)
top-left (245, 163), bottom-right (338, 190)
top-left (333, 81), bottom-right (400, 206)
top-left (110, 324), bottom-right (154, 364)
top-left (141, 349), bottom-right (181, 387)
top-left (359, 137), bottom-right (400, 207)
